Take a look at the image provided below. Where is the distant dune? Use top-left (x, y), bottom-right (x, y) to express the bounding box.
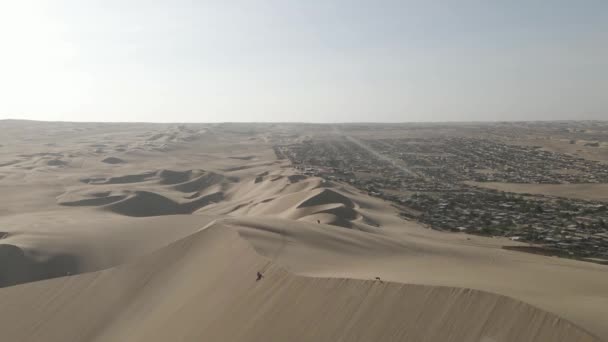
top-left (101, 157), bottom-right (126, 164)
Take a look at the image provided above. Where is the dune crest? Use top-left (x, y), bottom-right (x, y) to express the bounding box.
top-left (59, 169), bottom-right (229, 216)
top-left (296, 188), bottom-right (356, 209)
top-left (0, 224), bottom-right (599, 342)
top-left (106, 190), bottom-right (224, 217)
top-left (192, 173), bottom-right (373, 229)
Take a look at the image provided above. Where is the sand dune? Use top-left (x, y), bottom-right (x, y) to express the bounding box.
top-left (81, 171), bottom-right (159, 185)
top-left (59, 169), bottom-right (230, 216)
top-left (1, 121), bottom-right (607, 341)
top-left (59, 189), bottom-right (224, 217)
top-left (60, 194), bottom-right (128, 207)
top-left (0, 224), bottom-right (599, 342)
top-left (0, 210), bottom-right (219, 287)
top-left (297, 188), bottom-right (356, 209)
top-left (0, 243), bottom-right (78, 287)
top-left (107, 190), bottom-right (224, 217)
top-left (101, 157), bottom-right (126, 164)
top-left (46, 159), bottom-right (68, 166)
top-left (172, 171), bottom-right (228, 193)
top-left (0, 160), bottom-right (22, 167)
top-left (81, 169), bottom-right (206, 185)
top-left (198, 174), bottom-right (371, 228)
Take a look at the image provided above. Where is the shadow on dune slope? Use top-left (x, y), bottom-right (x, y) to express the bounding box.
top-left (81, 169), bottom-right (207, 185)
top-left (0, 244), bottom-right (79, 287)
top-left (107, 191), bottom-right (224, 217)
top-left (59, 169), bottom-right (229, 217)
top-left (296, 188), bottom-right (355, 209)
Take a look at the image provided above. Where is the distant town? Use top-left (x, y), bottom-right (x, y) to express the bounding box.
top-left (274, 124), bottom-right (608, 263)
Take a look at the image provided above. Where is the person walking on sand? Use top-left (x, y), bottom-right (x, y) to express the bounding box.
top-left (257, 271), bottom-right (263, 281)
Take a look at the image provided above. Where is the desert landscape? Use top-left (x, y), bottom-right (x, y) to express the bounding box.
top-left (0, 120), bottom-right (606, 341)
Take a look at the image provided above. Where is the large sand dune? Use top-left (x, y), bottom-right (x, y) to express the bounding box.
top-left (0, 224), bottom-right (600, 342)
top-left (0, 120), bottom-right (607, 341)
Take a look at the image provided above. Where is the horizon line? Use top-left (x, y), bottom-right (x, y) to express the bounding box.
top-left (2, 118), bottom-right (607, 125)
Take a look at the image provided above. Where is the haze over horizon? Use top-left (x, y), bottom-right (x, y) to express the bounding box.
top-left (1, 1), bottom-right (606, 123)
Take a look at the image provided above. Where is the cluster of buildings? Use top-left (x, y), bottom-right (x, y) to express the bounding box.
top-left (365, 137), bottom-right (608, 184)
top-left (275, 137), bottom-right (608, 261)
top-left (402, 191), bottom-right (608, 260)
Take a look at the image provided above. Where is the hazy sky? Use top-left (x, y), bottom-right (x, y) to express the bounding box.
top-left (0, 1), bottom-right (606, 122)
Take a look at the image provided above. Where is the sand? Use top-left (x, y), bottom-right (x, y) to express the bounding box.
top-left (0, 120), bottom-right (607, 341)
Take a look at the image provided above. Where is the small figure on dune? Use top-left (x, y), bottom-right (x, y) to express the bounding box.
top-left (375, 276), bottom-right (382, 283)
top-left (317, 220), bottom-right (320, 224)
top-left (257, 271), bottom-right (264, 281)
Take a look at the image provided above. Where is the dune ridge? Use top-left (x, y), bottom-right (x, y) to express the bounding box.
top-left (60, 169), bottom-right (371, 227)
top-left (0, 223), bottom-right (599, 342)
top-left (195, 173), bottom-right (374, 229)
top-left (106, 190), bottom-right (224, 217)
top-left (59, 169), bottom-right (229, 216)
